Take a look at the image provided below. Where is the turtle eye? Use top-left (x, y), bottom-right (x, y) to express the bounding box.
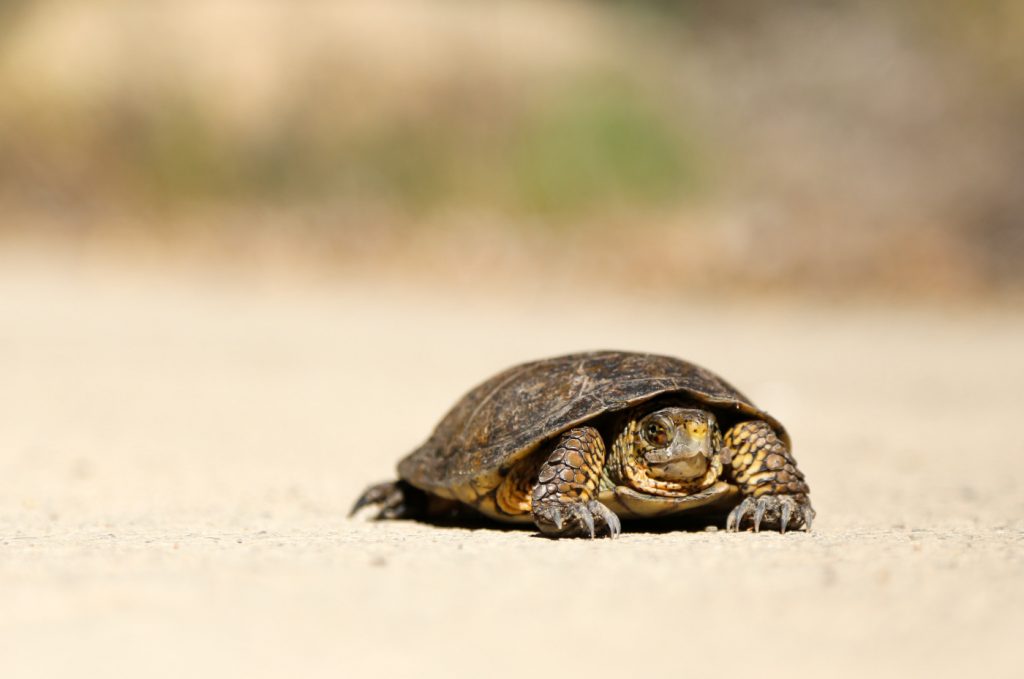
top-left (642, 420), bottom-right (671, 446)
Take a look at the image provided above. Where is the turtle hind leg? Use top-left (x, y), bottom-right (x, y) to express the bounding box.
top-left (531, 426), bottom-right (621, 539)
top-left (722, 420), bottom-right (815, 532)
top-left (350, 479), bottom-right (428, 520)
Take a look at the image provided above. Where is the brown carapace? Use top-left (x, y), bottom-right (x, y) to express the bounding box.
top-left (351, 351), bottom-right (813, 538)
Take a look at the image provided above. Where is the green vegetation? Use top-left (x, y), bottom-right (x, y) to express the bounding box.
top-left (29, 75), bottom-right (702, 219)
top-left (1, 1), bottom-right (1021, 294)
top-left (511, 81), bottom-right (699, 215)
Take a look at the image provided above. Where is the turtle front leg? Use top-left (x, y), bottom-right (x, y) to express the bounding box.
top-left (723, 420), bottom-right (815, 532)
top-left (531, 426), bottom-right (621, 539)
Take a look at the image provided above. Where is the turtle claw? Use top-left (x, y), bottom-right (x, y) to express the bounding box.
top-left (550, 507), bottom-right (564, 532)
top-left (581, 509), bottom-right (596, 539)
top-left (350, 480), bottom-right (422, 520)
top-left (752, 498), bottom-right (768, 532)
top-left (727, 494), bottom-right (813, 533)
top-left (727, 496), bottom-right (755, 532)
top-left (535, 500), bottom-right (620, 539)
top-left (802, 503), bottom-right (816, 530)
top-left (350, 481), bottom-right (400, 517)
top-left (595, 501), bottom-right (622, 539)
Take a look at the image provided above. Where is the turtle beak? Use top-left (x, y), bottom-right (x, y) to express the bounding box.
top-left (644, 417), bottom-right (713, 481)
top-left (650, 421), bottom-right (710, 461)
top-left (668, 435), bottom-right (709, 460)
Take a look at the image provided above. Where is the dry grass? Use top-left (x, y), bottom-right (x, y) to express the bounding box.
top-left (1, 0), bottom-right (1022, 297)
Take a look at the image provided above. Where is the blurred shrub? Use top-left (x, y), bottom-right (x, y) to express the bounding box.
top-left (0, 1), bottom-right (702, 221)
top-left (0, 0), bottom-right (1021, 296)
top-left (511, 80), bottom-right (698, 214)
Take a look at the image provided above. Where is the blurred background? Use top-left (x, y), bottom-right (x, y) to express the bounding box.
top-left (2, 0), bottom-right (1022, 299)
top-left (2, 4), bottom-right (1023, 678)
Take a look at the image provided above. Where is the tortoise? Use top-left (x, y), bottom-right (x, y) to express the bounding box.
top-left (351, 351), bottom-right (813, 538)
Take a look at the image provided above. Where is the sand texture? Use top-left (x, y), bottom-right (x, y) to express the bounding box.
top-left (1, 262), bottom-right (1022, 678)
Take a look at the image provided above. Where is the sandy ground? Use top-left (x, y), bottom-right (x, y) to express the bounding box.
top-left (1, 254), bottom-right (1022, 679)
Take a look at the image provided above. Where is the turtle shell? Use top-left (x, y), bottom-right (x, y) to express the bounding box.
top-left (397, 351), bottom-right (788, 505)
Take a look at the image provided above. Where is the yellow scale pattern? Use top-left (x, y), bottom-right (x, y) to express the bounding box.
top-left (497, 427), bottom-right (605, 516)
top-left (723, 421), bottom-right (808, 498)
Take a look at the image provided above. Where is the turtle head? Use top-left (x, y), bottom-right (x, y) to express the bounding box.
top-left (635, 407), bottom-right (719, 482)
top-left (609, 406), bottom-right (724, 495)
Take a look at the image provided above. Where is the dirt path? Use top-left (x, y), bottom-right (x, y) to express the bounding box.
top-left (1, 258), bottom-right (1021, 678)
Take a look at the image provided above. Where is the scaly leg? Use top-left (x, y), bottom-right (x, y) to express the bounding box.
top-left (531, 427), bottom-right (621, 539)
top-left (723, 420), bottom-right (814, 532)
